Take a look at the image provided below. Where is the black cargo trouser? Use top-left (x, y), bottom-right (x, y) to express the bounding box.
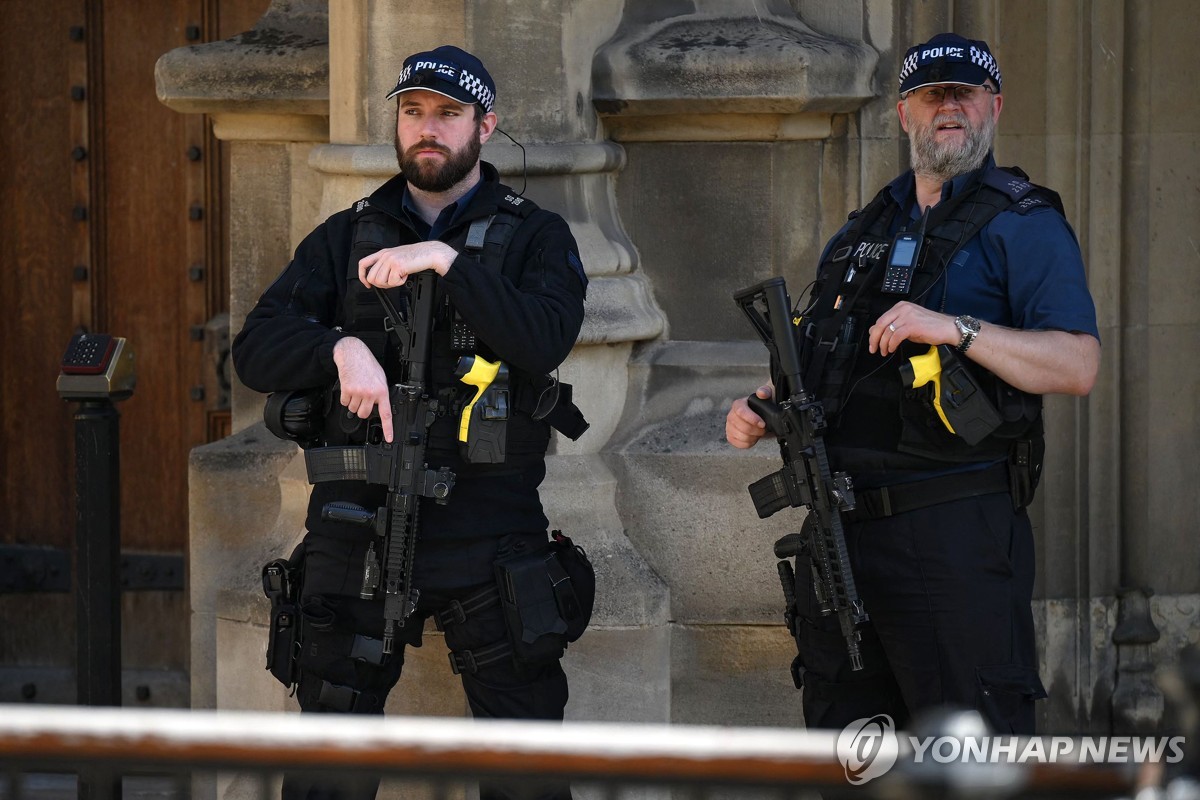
top-left (281, 532), bottom-right (571, 800)
top-left (793, 492), bottom-right (1047, 735)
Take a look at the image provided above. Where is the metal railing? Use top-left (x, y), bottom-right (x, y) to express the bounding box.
top-left (0, 704), bottom-right (1142, 800)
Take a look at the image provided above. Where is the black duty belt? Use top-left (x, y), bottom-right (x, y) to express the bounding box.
top-left (843, 462), bottom-right (1010, 523)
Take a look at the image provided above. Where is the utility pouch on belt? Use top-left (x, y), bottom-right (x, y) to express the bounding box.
top-left (494, 532), bottom-right (595, 665)
top-left (1008, 435), bottom-right (1045, 510)
top-left (529, 376), bottom-right (589, 441)
top-left (262, 543), bottom-right (305, 688)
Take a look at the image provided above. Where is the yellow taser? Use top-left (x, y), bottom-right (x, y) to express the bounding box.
top-left (899, 345), bottom-right (955, 434)
top-left (457, 355), bottom-right (502, 442)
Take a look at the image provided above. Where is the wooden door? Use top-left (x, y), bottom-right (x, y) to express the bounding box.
top-left (0, 0), bottom-right (271, 705)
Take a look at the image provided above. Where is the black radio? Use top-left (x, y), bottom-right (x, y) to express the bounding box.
top-left (881, 206), bottom-right (930, 296)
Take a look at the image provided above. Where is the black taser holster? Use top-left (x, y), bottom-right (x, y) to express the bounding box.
top-left (455, 354), bottom-right (510, 463)
top-left (262, 542), bottom-right (305, 688)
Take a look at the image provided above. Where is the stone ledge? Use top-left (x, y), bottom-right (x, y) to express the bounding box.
top-left (188, 420), bottom-right (299, 472)
top-left (593, 2), bottom-right (877, 142)
top-left (579, 273), bottom-right (665, 345)
top-left (155, 0), bottom-right (328, 117)
top-left (210, 113), bottom-right (329, 143)
top-left (603, 111), bottom-right (834, 143)
top-left (630, 338), bottom-right (766, 368)
top-left (611, 339), bottom-right (770, 451)
top-left (309, 141), bottom-right (626, 178)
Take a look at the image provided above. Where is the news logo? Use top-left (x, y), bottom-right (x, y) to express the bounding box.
top-left (836, 714), bottom-right (899, 785)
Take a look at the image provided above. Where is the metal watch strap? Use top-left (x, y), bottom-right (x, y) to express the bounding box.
top-left (955, 315), bottom-right (980, 353)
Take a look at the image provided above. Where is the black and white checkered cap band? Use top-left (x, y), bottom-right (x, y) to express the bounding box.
top-left (455, 69), bottom-right (495, 112)
top-left (898, 42), bottom-right (1002, 94)
top-left (387, 61), bottom-right (495, 112)
top-left (968, 46), bottom-right (1001, 89)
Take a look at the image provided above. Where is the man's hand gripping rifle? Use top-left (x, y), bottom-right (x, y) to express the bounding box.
top-left (734, 277), bottom-right (868, 671)
top-left (307, 272), bottom-right (454, 656)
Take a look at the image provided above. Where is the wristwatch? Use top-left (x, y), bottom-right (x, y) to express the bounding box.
top-left (954, 315), bottom-right (981, 353)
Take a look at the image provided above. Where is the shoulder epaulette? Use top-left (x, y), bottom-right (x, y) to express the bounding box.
top-left (497, 191), bottom-right (538, 218)
top-left (981, 168), bottom-right (1037, 201)
top-left (981, 167), bottom-right (1065, 216)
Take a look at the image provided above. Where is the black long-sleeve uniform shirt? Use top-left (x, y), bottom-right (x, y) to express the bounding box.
top-left (232, 163), bottom-right (587, 542)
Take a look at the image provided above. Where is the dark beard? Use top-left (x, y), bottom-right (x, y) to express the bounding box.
top-left (395, 124), bottom-right (483, 193)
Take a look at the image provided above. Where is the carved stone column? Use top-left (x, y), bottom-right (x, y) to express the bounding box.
top-left (592, 0), bottom-right (876, 724)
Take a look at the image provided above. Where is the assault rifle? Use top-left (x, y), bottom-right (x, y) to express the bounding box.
top-left (734, 277), bottom-right (868, 671)
top-left (305, 272), bottom-right (454, 655)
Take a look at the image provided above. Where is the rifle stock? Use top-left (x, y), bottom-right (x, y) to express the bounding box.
top-left (734, 277), bottom-right (868, 671)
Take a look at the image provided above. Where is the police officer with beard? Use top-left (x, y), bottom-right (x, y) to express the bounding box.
top-left (234, 45), bottom-right (590, 800)
top-left (726, 33), bottom-right (1100, 735)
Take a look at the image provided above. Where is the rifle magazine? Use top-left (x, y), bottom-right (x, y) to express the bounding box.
top-left (748, 471), bottom-right (792, 518)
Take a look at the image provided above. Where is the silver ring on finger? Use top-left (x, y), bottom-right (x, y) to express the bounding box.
top-left (888, 323), bottom-right (897, 333)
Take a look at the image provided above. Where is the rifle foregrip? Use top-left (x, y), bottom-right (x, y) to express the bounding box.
top-left (773, 532), bottom-right (806, 559)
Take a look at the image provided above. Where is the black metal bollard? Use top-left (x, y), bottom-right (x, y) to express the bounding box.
top-left (71, 398), bottom-right (123, 707)
top-left (57, 334), bottom-right (136, 800)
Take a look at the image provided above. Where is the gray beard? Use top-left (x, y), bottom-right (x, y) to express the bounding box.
top-left (909, 111), bottom-right (996, 184)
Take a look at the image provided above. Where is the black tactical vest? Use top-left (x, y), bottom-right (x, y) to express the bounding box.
top-left (337, 192), bottom-right (553, 462)
top-left (799, 166), bottom-right (1062, 474)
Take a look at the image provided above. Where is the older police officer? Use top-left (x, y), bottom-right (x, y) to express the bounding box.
top-left (726, 33), bottom-right (1099, 734)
